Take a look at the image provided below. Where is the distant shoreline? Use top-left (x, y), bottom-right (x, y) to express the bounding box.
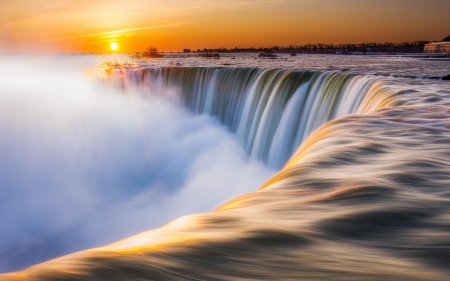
top-left (1, 52), bottom-right (449, 57)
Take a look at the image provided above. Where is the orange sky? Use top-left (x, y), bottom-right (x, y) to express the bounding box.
top-left (0, 0), bottom-right (449, 53)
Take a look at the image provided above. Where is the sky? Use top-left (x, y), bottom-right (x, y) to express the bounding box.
top-left (0, 0), bottom-right (449, 53)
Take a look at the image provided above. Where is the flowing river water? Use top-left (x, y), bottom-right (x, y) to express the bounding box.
top-left (1, 54), bottom-right (450, 280)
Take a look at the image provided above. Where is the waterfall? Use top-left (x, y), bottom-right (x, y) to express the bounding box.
top-left (5, 59), bottom-right (450, 281)
top-left (107, 67), bottom-right (397, 169)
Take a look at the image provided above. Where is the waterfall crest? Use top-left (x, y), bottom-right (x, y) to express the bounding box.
top-left (116, 67), bottom-right (398, 168)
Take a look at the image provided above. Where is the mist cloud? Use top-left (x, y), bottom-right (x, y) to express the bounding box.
top-left (0, 55), bottom-right (274, 272)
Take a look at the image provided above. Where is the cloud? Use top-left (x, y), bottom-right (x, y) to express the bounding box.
top-left (70, 23), bottom-right (188, 38)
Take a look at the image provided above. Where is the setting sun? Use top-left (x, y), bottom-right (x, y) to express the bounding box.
top-left (110, 42), bottom-right (118, 51)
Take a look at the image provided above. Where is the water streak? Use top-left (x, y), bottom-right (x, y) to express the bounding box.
top-left (108, 66), bottom-right (400, 168)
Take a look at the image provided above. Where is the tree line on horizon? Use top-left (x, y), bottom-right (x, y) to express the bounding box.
top-left (195, 41), bottom-right (426, 55)
top-left (191, 36), bottom-right (449, 55)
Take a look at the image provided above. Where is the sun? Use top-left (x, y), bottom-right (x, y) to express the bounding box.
top-left (110, 42), bottom-right (118, 51)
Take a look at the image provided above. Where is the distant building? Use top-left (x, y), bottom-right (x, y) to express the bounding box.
top-left (183, 49), bottom-right (191, 53)
top-left (424, 42), bottom-right (450, 54)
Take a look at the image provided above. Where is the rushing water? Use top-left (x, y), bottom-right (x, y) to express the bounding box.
top-left (2, 54), bottom-right (450, 280)
top-left (101, 66), bottom-right (400, 168)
